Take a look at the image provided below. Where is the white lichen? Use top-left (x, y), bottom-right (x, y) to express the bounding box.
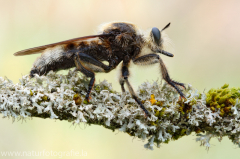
top-left (1, 70), bottom-right (240, 150)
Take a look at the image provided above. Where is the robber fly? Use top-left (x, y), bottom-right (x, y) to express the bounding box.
top-left (14, 22), bottom-right (185, 117)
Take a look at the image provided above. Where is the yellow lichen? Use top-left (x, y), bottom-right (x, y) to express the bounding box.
top-left (150, 94), bottom-right (156, 105)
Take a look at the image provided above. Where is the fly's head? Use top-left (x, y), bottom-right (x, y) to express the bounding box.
top-left (147, 23), bottom-right (174, 57)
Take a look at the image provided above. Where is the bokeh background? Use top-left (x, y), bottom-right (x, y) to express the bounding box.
top-left (1, 0), bottom-right (240, 158)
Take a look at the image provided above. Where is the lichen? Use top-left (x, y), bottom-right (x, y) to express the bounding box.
top-left (1, 71), bottom-right (240, 150)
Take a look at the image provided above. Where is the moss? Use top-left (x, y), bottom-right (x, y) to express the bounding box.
top-left (210, 107), bottom-right (215, 112)
top-left (155, 110), bottom-right (160, 117)
top-left (206, 84), bottom-right (240, 117)
top-left (224, 106), bottom-right (231, 113)
top-left (156, 101), bottom-right (164, 106)
top-left (198, 93), bottom-right (202, 99)
top-left (163, 138), bottom-right (170, 144)
top-left (150, 121), bottom-right (157, 126)
top-left (159, 108), bottom-right (166, 117)
top-left (42, 95), bottom-right (49, 101)
top-left (220, 104), bottom-right (225, 108)
top-left (177, 99), bottom-right (193, 116)
top-left (83, 99), bottom-right (90, 104)
top-left (139, 89), bottom-right (146, 94)
top-left (221, 83), bottom-right (229, 89)
top-left (73, 93), bottom-right (82, 105)
top-left (171, 128), bottom-right (188, 140)
top-left (195, 127), bottom-right (201, 134)
top-left (218, 94), bottom-right (231, 105)
top-left (229, 98), bottom-right (236, 105)
top-left (72, 87), bottom-right (78, 92)
top-left (166, 129), bottom-right (173, 134)
top-left (95, 85), bottom-right (101, 93)
top-left (190, 98), bottom-right (197, 105)
top-left (220, 110), bottom-right (225, 117)
top-left (30, 90), bottom-right (33, 96)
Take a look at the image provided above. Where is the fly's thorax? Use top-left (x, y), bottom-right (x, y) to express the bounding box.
top-left (98, 21), bottom-right (137, 34)
top-left (98, 22), bottom-right (140, 48)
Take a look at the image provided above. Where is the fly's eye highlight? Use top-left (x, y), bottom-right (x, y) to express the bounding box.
top-left (151, 27), bottom-right (161, 45)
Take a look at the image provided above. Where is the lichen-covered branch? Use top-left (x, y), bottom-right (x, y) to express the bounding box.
top-left (1, 70), bottom-right (240, 150)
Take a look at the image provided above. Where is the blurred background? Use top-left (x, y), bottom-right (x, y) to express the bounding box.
top-left (1, 0), bottom-right (240, 158)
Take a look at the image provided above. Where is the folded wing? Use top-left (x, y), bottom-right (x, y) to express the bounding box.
top-left (14, 34), bottom-right (110, 56)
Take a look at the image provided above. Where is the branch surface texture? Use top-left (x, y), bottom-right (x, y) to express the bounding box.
top-left (1, 70), bottom-right (240, 150)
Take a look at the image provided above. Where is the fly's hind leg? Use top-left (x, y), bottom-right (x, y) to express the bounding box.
top-left (119, 78), bottom-right (126, 93)
top-left (74, 53), bottom-right (114, 102)
top-left (74, 56), bottom-right (95, 102)
top-left (120, 63), bottom-right (150, 117)
top-left (133, 54), bottom-right (185, 98)
top-left (119, 66), bottom-right (128, 93)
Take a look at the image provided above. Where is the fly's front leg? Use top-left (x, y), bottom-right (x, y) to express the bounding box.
top-left (133, 54), bottom-right (185, 98)
top-left (120, 58), bottom-right (150, 117)
top-left (158, 56), bottom-right (186, 97)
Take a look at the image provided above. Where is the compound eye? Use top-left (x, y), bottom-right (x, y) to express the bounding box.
top-left (152, 27), bottom-right (161, 45)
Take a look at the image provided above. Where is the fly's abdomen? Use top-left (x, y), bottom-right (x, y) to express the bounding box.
top-left (30, 45), bottom-right (75, 77)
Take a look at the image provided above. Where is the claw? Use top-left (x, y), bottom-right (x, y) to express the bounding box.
top-left (144, 111), bottom-right (151, 118)
top-left (85, 96), bottom-right (92, 102)
top-left (181, 85), bottom-right (186, 90)
top-left (176, 83), bottom-right (186, 90)
top-left (179, 95), bottom-right (186, 101)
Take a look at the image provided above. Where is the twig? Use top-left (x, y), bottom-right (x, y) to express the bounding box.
top-left (1, 70), bottom-right (240, 150)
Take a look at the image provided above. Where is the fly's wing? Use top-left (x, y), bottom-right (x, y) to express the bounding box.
top-left (14, 34), bottom-right (109, 56)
